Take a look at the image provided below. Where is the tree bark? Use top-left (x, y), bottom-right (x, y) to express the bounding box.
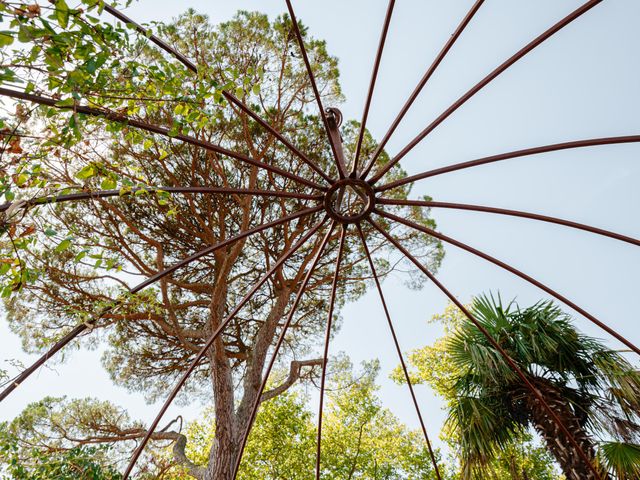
top-left (524, 379), bottom-right (608, 480)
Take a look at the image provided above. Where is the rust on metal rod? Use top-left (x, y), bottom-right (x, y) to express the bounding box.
top-left (368, 216), bottom-right (604, 480)
top-left (352, 0), bottom-right (396, 177)
top-left (0, 87), bottom-right (326, 191)
top-left (0, 186), bottom-right (321, 214)
top-left (284, 0), bottom-right (343, 175)
top-left (375, 208), bottom-right (640, 357)
top-left (357, 224), bottom-right (443, 480)
top-left (360, 0), bottom-right (485, 179)
top-left (124, 217), bottom-right (330, 478)
top-left (104, 6), bottom-right (333, 186)
top-left (377, 198), bottom-right (640, 247)
top-left (376, 135), bottom-right (640, 192)
top-left (316, 224), bottom-right (347, 479)
top-left (232, 221), bottom-right (336, 479)
top-left (368, 0), bottom-right (603, 184)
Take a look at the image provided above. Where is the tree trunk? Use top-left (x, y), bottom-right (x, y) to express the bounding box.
top-left (524, 379), bottom-right (608, 480)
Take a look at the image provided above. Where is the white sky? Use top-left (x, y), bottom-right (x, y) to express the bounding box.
top-left (2, 0), bottom-right (639, 460)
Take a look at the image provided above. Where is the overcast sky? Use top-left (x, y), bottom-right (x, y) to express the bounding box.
top-left (2, 0), bottom-right (639, 458)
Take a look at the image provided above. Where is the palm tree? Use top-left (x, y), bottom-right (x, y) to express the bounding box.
top-left (444, 294), bottom-right (640, 480)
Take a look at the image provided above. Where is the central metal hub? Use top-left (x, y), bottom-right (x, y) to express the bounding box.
top-left (324, 178), bottom-right (375, 224)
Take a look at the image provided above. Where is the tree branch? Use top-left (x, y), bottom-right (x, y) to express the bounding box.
top-left (260, 358), bottom-right (323, 403)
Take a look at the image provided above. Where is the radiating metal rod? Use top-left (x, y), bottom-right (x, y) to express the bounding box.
top-left (103, 6), bottom-right (331, 184)
top-left (103, 5), bottom-right (199, 73)
top-left (352, 0), bottom-right (396, 177)
top-left (356, 224), bottom-right (443, 480)
top-left (376, 208), bottom-right (640, 357)
top-left (222, 91), bottom-right (334, 184)
top-left (0, 87), bottom-right (326, 192)
top-left (0, 186), bottom-right (320, 215)
top-left (232, 221), bottom-right (336, 479)
top-left (360, 0), bottom-right (485, 179)
top-left (0, 206), bottom-right (322, 403)
top-left (376, 135), bottom-right (640, 192)
top-left (315, 224), bottom-right (347, 480)
top-left (367, 0), bottom-right (603, 184)
top-left (368, 216), bottom-right (604, 480)
top-left (123, 217), bottom-right (330, 478)
top-left (377, 198), bottom-right (640, 247)
top-left (284, 0), bottom-right (345, 178)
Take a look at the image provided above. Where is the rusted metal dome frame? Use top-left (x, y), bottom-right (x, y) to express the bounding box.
top-left (0, 1), bottom-right (637, 479)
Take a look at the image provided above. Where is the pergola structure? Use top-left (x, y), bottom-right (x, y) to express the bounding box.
top-left (0, 1), bottom-right (638, 478)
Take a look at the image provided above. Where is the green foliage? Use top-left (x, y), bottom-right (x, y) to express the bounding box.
top-left (1, 423), bottom-right (121, 480)
top-left (396, 296), bottom-right (640, 479)
top-left (168, 358), bottom-right (443, 480)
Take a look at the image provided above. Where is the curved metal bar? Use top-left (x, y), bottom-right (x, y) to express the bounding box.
top-left (222, 91), bottom-right (334, 184)
top-left (360, 0), bottom-right (485, 179)
top-left (375, 208), bottom-right (640, 357)
top-left (284, 0), bottom-right (344, 178)
top-left (352, 0), bottom-right (396, 176)
top-left (0, 206), bottom-right (322, 403)
top-left (377, 198), bottom-right (640, 247)
top-left (0, 186), bottom-right (320, 215)
top-left (103, 5), bottom-right (198, 73)
top-left (368, 216), bottom-right (604, 480)
top-left (232, 221), bottom-right (336, 479)
top-left (315, 224), bottom-right (347, 480)
top-left (376, 135), bottom-right (640, 192)
top-left (356, 224), bottom-right (443, 480)
top-left (0, 87), bottom-right (325, 192)
top-left (123, 216), bottom-right (330, 478)
top-left (104, 6), bottom-right (331, 186)
top-left (368, 0), bottom-right (603, 184)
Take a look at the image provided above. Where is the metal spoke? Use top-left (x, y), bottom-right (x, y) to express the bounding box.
top-left (103, 5), bottom-right (198, 73)
top-left (352, 0), bottom-right (396, 176)
top-left (375, 208), bottom-right (640, 357)
top-left (222, 91), bottom-right (334, 184)
top-left (376, 135), bottom-right (640, 192)
top-left (284, 0), bottom-right (345, 178)
top-left (104, 6), bottom-right (331, 184)
top-left (123, 216), bottom-right (330, 478)
top-left (232, 221), bottom-right (336, 479)
top-left (367, 0), bottom-right (603, 184)
top-left (0, 87), bottom-right (326, 192)
top-left (377, 198), bottom-right (640, 247)
top-left (0, 206), bottom-right (322, 403)
top-left (360, 0), bottom-right (485, 179)
top-left (0, 186), bottom-right (320, 216)
top-left (316, 224), bottom-right (347, 480)
top-left (356, 224), bottom-right (443, 480)
top-left (368, 216), bottom-right (605, 480)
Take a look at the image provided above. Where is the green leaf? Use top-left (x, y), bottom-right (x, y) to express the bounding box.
top-left (44, 228), bottom-right (57, 237)
top-left (235, 86), bottom-right (244, 98)
top-left (100, 178), bottom-right (117, 190)
top-left (0, 31), bottom-right (13, 48)
top-left (55, 0), bottom-right (70, 29)
top-left (55, 239), bottom-right (72, 253)
top-left (75, 166), bottom-right (95, 180)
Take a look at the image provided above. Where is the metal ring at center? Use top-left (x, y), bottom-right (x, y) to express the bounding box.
top-left (323, 178), bottom-right (376, 224)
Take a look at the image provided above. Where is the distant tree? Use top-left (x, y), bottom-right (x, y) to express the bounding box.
top-left (0, 422), bottom-right (121, 480)
top-left (164, 357), bottom-right (444, 479)
top-left (395, 298), bottom-right (640, 480)
top-left (0, 5), bottom-right (442, 479)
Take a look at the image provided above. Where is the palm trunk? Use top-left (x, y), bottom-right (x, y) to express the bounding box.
top-left (524, 379), bottom-right (608, 480)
